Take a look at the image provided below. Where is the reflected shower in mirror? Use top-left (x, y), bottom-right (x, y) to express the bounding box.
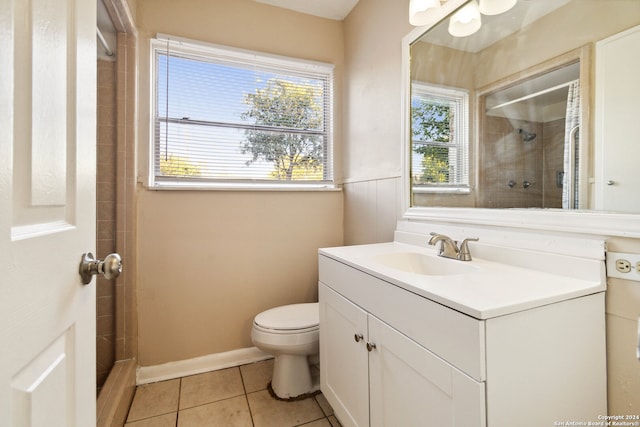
top-left (477, 61), bottom-right (580, 209)
top-left (408, 0), bottom-right (640, 212)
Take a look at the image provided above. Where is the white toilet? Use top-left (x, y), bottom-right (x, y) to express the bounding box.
top-left (251, 302), bottom-right (320, 399)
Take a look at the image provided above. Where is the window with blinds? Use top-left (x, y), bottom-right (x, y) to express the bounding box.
top-left (411, 82), bottom-right (470, 193)
top-left (150, 36), bottom-right (335, 189)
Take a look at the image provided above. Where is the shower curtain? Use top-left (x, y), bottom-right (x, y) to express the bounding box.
top-left (562, 80), bottom-right (580, 209)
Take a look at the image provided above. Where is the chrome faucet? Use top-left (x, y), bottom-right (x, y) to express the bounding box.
top-left (428, 232), bottom-right (479, 261)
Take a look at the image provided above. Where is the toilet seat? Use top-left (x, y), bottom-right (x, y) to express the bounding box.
top-left (253, 303), bottom-right (319, 333)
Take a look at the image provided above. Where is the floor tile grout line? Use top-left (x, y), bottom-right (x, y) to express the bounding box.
top-left (175, 377), bottom-right (182, 427)
top-left (125, 360), bottom-right (337, 427)
top-left (177, 391), bottom-right (250, 412)
top-left (238, 366), bottom-right (257, 427)
top-left (294, 414), bottom-right (331, 427)
top-left (314, 395), bottom-right (329, 418)
top-left (124, 409), bottom-right (178, 424)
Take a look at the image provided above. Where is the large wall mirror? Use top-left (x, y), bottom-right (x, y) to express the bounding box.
top-left (402, 0), bottom-right (640, 236)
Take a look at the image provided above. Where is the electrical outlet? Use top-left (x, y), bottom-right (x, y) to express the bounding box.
top-left (607, 252), bottom-right (640, 281)
top-left (616, 259), bottom-right (632, 273)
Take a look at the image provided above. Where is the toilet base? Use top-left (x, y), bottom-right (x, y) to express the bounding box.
top-left (270, 354), bottom-right (320, 399)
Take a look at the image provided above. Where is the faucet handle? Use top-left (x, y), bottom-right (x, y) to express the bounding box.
top-left (458, 237), bottom-right (479, 261)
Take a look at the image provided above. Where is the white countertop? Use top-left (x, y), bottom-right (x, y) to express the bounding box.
top-left (319, 242), bottom-right (606, 319)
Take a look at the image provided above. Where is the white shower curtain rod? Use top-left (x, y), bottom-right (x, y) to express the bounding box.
top-left (97, 27), bottom-right (114, 57)
top-left (487, 81), bottom-right (575, 112)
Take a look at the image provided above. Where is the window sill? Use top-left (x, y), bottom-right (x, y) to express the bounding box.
top-left (147, 180), bottom-right (341, 192)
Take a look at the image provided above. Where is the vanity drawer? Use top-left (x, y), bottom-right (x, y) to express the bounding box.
top-left (319, 255), bottom-right (486, 381)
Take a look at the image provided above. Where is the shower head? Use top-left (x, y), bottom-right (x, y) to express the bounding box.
top-left (518, 128), bottom-right (536, 142)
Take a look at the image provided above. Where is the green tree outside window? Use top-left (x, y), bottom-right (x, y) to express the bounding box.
top-left (412, 100), bottom-right (452, 183)
top-left (241, 79), bottom-right (324, 181)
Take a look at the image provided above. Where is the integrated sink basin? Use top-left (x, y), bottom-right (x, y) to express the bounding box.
top-left (320, 240), bottom-right (606, 319)
top-left (371, 251), bottom-right (479, 276)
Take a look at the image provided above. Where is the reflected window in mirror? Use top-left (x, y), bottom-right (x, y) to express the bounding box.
top-left (405, 0), bottom-right (640, 213)
top-left (411, 83), bottom-right (470, 197)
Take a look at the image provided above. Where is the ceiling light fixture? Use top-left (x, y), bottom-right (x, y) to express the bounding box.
top-left (448, 0), bottom-right (482, 37)
top-left (409, 0), bottom-right (442, 26)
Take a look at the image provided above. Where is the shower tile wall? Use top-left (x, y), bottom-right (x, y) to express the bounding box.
top-left (115, 32), bottom-right (138, 362)
top-left (96, 32), bottom-right (139, 427)
top-left (97, 59), bottom-right (117, 392)
top-left (480, 116), bottom-right (564, 209)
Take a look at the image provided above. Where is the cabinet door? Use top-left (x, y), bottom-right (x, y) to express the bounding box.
top-left (368, 316), bottom-right (486, 427)
top-left (319, 283), bottom-right (369, 427)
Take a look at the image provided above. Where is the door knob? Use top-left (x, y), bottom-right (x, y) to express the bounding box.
top-left (79, 252), bottom-right (122, 285)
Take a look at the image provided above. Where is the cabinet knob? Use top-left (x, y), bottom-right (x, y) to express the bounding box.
top-left (354, 333), bottom-right (363, 343)
top-left (366, 342), bottom-right (377, 352)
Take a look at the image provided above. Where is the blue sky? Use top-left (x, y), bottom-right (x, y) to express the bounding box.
top-left (155, 52), bottom-right (326, 180)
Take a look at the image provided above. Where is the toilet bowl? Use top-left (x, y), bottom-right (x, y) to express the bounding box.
top-left (251, 302), bottom-right (320, 399)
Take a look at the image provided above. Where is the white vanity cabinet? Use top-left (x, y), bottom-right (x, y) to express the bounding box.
top-left (320, 283), bottom-right (485, 427)
top-left (318, 248), bottom-right (607, 427)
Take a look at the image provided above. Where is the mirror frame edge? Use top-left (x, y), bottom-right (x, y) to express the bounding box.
top-left (400, 0), bottom-right (640, 239)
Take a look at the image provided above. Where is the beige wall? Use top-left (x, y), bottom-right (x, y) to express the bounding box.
top-left (341, 0), bottom-right (413, 245)
top-left (134, 0), bottom-right (344, 366)
top-left (137, 190), bottom-right (342, 365)
top-left (606, 237), bottom-right (640, 412)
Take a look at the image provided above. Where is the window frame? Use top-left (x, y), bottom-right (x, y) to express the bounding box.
top-left (148, 34), bottom-right (336, 191)
top-left (410, 82), bottom-right (470, 194)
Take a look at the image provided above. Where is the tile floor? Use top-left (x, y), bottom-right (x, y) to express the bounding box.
top-left (124, 359), bottom-right (342, 427)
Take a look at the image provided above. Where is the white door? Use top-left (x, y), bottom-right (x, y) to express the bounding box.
top-left (0, 0), bottom-right (97, 425)
top-left (595, 25), bottom-right (640, 213)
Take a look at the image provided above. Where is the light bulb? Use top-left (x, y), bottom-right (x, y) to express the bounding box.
top-left (448, 0), bottom-right (482, 37)
top-left (409, 0), bottom-right (442, 26)
top-left (479, 0), bottom-right (517, 16)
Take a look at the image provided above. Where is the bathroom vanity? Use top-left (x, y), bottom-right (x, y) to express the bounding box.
top-left (318, 240), bottom-right (607, 427)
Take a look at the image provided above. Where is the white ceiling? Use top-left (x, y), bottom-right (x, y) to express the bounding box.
top-left (252, 0), bottom-right (360, 20)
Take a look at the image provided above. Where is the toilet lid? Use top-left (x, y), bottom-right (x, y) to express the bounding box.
top-left (254, 303), bottom-right (319, 331)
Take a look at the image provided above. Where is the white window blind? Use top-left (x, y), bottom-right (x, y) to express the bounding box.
top-left (150, 35), bottom-right (334, 188)
top-left (411, 82), bottom-right (470, 193)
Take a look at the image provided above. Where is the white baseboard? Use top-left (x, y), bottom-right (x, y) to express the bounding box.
top-left (136, 347), bottom-right (273, 385)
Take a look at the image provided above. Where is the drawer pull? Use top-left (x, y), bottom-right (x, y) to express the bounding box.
top-left (366, 342), bottom-right (377, 352)
top-left (354, 333), bottom-right (364, 343)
